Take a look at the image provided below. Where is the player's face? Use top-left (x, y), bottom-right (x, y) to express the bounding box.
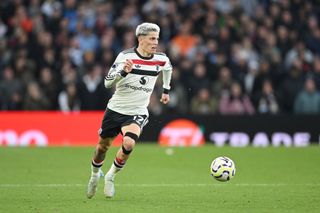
top-left (140, 32), bottom-right (159, 55)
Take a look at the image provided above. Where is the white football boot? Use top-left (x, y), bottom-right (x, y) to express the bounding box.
top-left (86, 170), bottom-right (103, 199)
top-left (104, 173), bottom-right (115, 198)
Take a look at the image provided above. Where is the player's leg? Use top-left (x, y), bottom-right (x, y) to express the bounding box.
top-left (87, 109), bottom-right (120, 199)
top-left (104, 123), bottom-right (141, 198)
top-left (87, 136), bottom-right (113, 199)
top-left (91, 136), bottom-right (113, 173)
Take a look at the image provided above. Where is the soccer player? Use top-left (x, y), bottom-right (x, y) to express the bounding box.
top-left (87, 22), bottom-right (173, 198)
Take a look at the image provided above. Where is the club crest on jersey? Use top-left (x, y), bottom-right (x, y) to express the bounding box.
top-left (139, 76), bottom-right (149, 85)
top-left (156, 65), bottom-right (160, 71)
top-left (135, 64), bottom-right (141, 69)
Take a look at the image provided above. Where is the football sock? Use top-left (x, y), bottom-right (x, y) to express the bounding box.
top-left (108, 157), bottom-right (125, 175)
top-left (114, 157), bottom-right (125, 169)
top-left (91, 159), bottom-right (104, 174)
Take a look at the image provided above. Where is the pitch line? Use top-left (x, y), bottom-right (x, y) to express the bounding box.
top-left (0, 183), bottom-right (320, 188)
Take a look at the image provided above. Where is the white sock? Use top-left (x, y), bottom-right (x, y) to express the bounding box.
top-left (91, 166), bottom-right (100, 176)
top-left (91, 159), bottom-right (103, 175)
top-left (107, 164), bottom-right (121, 176)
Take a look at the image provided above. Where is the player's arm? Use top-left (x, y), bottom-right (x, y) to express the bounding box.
top-left (104, 53), bottom-right (133, 88)
top-left (160, 58), bottom-right (173, 104)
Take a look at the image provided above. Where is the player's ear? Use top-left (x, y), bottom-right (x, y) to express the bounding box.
top-left (137, 36), bottom-right (143, 43)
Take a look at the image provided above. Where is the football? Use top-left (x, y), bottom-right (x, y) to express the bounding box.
top-left (210, 156), bottom-right (236, 182)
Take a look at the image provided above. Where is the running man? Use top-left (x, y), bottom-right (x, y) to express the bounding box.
top-left (87, 22), bottom-right (173, 198)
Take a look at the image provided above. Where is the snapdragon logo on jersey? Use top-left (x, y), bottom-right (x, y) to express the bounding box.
top-left (158, 119), bottom-right (205, 147)
top-left (139, 76), bottom-right (149, 85)
top-left (123, 83), bottom-right (152, 93)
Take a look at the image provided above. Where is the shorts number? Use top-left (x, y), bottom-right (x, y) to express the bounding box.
top-left (133, 115), bottom-right (148, 128)
top-left (133, 115), bottom-right (145, 125)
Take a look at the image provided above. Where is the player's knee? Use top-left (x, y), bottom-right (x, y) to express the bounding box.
top-left (122, 132), bottom-right (139, 154)
top-left (122, 140), bottom-right (135, 154)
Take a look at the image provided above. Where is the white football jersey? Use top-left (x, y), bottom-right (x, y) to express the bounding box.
top-left (104, 48), bottom-right (172, 116)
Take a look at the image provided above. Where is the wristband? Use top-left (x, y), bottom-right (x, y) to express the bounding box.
top-left (120, 70), bottom-right (128, 77)
top-left (163, 88), bottom-right (169, 94)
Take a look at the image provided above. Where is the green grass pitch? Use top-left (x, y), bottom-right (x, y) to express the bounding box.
top-left (0, 144), bottom-right (319, 213)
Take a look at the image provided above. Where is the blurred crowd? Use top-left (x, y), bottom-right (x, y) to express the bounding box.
top-left (0, 0), bottom-right (320, 115)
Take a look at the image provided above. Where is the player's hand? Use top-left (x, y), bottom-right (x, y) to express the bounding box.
top-left (123, 60), bottom-right (133, 73)
top-left (160, 94), bottom-right (170, 104)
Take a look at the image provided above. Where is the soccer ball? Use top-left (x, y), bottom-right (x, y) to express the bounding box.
top-left (210, 156), bottom-right (236, 182)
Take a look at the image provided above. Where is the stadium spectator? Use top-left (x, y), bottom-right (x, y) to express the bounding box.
top-left (170, 20), bottom-right (198, 58)
top-left (77, 64), bottom-right (110, 110)
top-left (188, 62), bottom-right (210, 98)
top-left (69, 37), bottom-right (83, 67)
top-left (254, 79), bottom-right (280, 114)
top-left (280, 60), bottom-right (305, 113)
top-left (219, 81), bottom-right (255, 115)
top-left (204, 39), bottom-right (219, 79)
top-left (76, 25), bottom-right (99, 54)
top-left (13, 51), bottom-right (36, 84)
top-left (142, 0), bottom-right (167, 16)
top-left (251, 60), bottom-right (273, 97)
top-left (312, 56), bottom-right (320, 89)
top-left (294, 77), bottom-right (320, 114)
top-left (190, 87), bottom-right (218, 114)
top-left (24, 81), bottom-right (50, 110)
top-left (58, 82), bottom-right (80, 112)
top-left (0, 66), bottom-right (24, 110)
top-left (161, 67), bottom-right (188, 114)
top-left (39, 67), bottom-right (58, 109)
top-left (285, 40), bottom-right (313, 71)
top-left (211, 66), bottom-right (234, 98)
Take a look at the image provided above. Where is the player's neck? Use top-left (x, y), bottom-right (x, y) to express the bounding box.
top-left (136, 46), bottom-right (152, 58)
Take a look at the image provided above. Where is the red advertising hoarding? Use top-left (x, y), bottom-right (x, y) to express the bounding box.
top-left (0, 111), bottom-right (122, 147)
top-left (158, 119), bottom-right (205, 147)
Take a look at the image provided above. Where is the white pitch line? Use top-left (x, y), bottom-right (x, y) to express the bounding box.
top-left (0, 183), bottom-right (320, 188)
